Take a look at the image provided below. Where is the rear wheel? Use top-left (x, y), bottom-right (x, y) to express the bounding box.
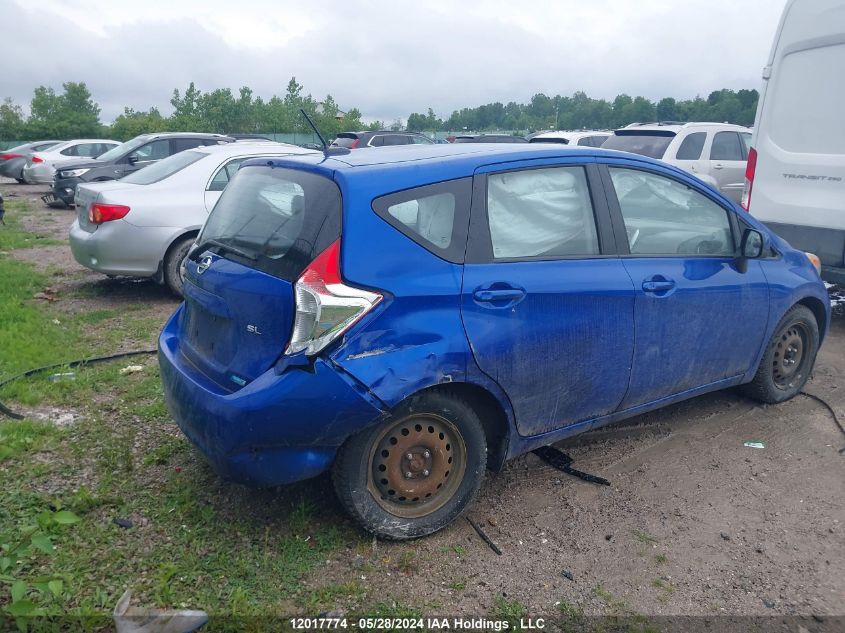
top-left (332, 390), bottom-right (486, 540)
top-left (742, 305), bottom-right (819, 403)
top-left (163, 237), bottom-right (195, 297)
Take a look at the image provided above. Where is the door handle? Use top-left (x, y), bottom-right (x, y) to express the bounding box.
top-left (642, 278), bottom-right (676, 293)
top-left (713, 163), bottom-right (724, 170)
top-left (473, 287), bottom-right (526, 302)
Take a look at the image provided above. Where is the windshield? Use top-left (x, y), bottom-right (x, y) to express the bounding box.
top-left (121, 150), bottom-right (205, 185)
top-left (95, 137), bottom-right (148, 162)
top-left (198, 165), bottom-right (342, 280)
top-left (602, 132), bottom-right (675, 158)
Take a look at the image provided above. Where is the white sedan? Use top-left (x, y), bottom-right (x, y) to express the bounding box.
top-left (69, 141), bottom-right (316, 295)
top-left (21, 139), bottom-right (120, 184)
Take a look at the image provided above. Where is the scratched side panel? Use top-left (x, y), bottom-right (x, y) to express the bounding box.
top-left (329, 168), bottom-right (473, 407)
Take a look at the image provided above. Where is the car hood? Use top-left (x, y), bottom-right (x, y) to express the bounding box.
top-left (53, 158), bottom-right (103, 171)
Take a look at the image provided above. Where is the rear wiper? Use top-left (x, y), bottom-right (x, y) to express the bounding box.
top-left (189, 238), bottom-right (257, 262)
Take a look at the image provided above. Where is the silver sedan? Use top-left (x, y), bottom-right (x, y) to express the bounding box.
top-left (69, 141), bottom-right (316, 295)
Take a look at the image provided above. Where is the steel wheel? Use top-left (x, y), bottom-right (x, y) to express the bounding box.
top-left (367, 413), bottom-right (467, 519)
top-left (772, 323), bottom-right (808, 388)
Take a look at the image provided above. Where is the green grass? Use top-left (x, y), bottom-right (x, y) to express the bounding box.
top-left (0, 212), bottom-right (360, 622)
top-left (493, 595), bottom-right (527, 631)
top-left (632, 529), bottom-right (658, 545)
top-left (0, 200), bottom-right (65, 250)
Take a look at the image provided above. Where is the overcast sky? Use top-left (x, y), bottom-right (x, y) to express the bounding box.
top-left (3, 0), bottom-right (785, 123)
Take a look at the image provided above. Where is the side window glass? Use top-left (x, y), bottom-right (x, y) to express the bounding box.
top-left (372, 178), bottom-right (472, 262)
top-left (369, 136), bottom-right (384, 147)
top-left (207, 159), bottom-right (244, 192)
top-left (740, 132), bottom-right (752, 158)
top-left (675, 132), bottom-right (706, 160)
top-left (173, 138), bottom-right (204, 153)
top-left (710, 132), bottom-right (743, 161)
top-left (487, 166), bottom-right (599, 259)
top-left (609, 167), bottom-right (734, 256)
top-left (130, 139), bottom-right (170, 162)
top-left (60, 145), bottom-right (79, 156)
top-left (77, 144), bottom-right (99, 157)
top-left (381, 135), bottom-right (406, 146)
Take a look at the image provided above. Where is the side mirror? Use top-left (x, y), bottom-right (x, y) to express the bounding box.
top-left (127, 154), bottom-right (139, 165)
top-left (736, 228), bottom-right (764, 273)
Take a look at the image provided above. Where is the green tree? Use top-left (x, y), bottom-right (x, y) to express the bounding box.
top-left (0, 98), bottom-right (25, 139)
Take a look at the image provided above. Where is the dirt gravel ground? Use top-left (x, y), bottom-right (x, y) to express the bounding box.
top-left (2, 176), bottom-right (843, 619)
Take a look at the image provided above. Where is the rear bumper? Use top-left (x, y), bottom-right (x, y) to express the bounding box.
top-left (69, 219), bottom-right (170, 277)
top-left (23, 165), bottom-right (53, 184)
top-left (158, 307), bottom-right (386, 487)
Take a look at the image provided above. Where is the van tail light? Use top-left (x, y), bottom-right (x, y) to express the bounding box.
top-left (285, 239), bottom-right (382, 356)
top-left (31, 155), bottom-right (44, 163)
top-left (88, 203), bottom-right (130, 224)
top-left (349, 139), bottom-right (360, 149)
top-left (740, 146), bottom-right (757, 211)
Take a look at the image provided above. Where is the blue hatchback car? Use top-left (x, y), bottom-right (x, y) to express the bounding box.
top-left (159, 144), bottom-right (830, 539)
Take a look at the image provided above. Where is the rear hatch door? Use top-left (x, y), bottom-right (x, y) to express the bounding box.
top-left (178, 162), bottom-right (342, 389)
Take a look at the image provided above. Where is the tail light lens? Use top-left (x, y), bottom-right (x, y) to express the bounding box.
top-left (0, 153), bottom-right (22, 161)
top-left (349, 139), bottom-right (360, 149)
top-left (740, 146), bottom-right (757, 211)
top-left (286, 239), bottom-right (382, 356)
top-left (31, 155), bottom-right (44, 163)
top-left (88, 203), bottom-right (130, 224)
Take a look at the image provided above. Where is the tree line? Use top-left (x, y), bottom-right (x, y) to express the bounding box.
top-left (0, 79), bottom-right (758, 142)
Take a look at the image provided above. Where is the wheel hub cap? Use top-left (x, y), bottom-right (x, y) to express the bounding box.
top-left (773, 325), bottom-right (806, 387)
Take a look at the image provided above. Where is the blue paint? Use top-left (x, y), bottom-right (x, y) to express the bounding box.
top-left (159, 143), bottom-right (831, 487)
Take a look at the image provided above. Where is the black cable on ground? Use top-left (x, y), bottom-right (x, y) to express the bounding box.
top-left (0, 349), bottom-right (157, 420)
top-left (799, 390), bottom-right (845, 454)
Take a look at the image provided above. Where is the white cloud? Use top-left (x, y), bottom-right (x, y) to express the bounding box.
top-left (3, 0), bottom-right (785, 123)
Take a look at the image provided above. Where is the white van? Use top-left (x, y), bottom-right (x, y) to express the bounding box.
top-left (743, 0), bottom-right (845, 283)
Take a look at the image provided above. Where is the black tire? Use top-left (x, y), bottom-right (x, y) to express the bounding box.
top-left (332, 389), bottom-right (487, 540)
top-left (163, 237), bottom-right (195, 297)
top-left (15, 178), bottom-right (24, 184)
top-left (742, 304), bottom-right (819, 404)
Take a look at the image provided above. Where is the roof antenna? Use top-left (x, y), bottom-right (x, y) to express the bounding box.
top-left (299, 108), bottom-right (329, 153)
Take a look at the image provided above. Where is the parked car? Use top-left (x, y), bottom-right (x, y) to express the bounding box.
top-left (453, 134), bottom-right (527, 143)
top-left (603, 122), bottom-right (752, 203)
top-left (0, 141), bottom-right (62, 182)
top-left (330, 131), bottom-right (434, 148)
top-left (159, 143), bottom-right (829, 540)
top-left (21, 139), bottom-right (120, 184)
top-left (69, 141), bottom-right (314, 296)
top-left (529, 130), bottom-right (611, 147)
top-left (742, 0), bottom-right (845, 284)
top-left (49, 132), bottom-right (233, 207)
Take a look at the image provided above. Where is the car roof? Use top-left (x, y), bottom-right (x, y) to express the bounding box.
top-left (533, 130), bottom-right (611, 139)
top-left (241, 143), bottom-right (677, 179)
top-left (134, 132), bottom-right (232, 140)
top-left (191, 141), bottom-right (317, 158)
top-left (617, 122), bottom-right (751, 133)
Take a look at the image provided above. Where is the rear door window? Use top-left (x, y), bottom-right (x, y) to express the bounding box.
top-left (172, 138), bottom-right (206, 153)
top-left (486, 166), bottom-right (600, 259)
top-left (381, 135), bottom-right (411, 146)
top-left (198, 166), bottom-right (342, 280)
top-left (207, 158), bottom-right (245, 191)
top-left (675, 132), bottom-right (706, 160)
top-left (373, 178), bottom-right (472, 263)
top-left (710, 132), bottom-right (743, 161)
top-left (608, 167), bottom-right (734, 256)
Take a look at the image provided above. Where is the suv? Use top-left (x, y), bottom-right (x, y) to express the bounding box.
top-left (159, 143), bottom-right (828, 540)
top-left (529, 130), bottom-right (611, 147)
top-left (603, 122), bottom-right (752, 203)
top-left (49, 132), bottom-right (233, 207)
top-left (330, 131), bottom-right (434, 149)
top-left (453, 134), bottom-right (527, 143)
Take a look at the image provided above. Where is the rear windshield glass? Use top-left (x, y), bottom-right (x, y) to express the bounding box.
top-left (121, 150), bottom-right (205, 185)
top-left (602, 132), bottom-right (675, 158)
top-left (331, 136), bottom-right (358, 148)
top-left (198, 165), bottom-right (341, 280)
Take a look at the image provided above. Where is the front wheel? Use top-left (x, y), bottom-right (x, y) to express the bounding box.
top-left (742, 305), bottom-right (819, 403)
top-left (332, 390), bottom-right (487, 540)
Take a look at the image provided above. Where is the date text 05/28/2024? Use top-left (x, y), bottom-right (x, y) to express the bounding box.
top-left (289, 617), bottom-right (547, 631)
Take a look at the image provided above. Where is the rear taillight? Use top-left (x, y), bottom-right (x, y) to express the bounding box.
top-left (31, 155), bottom-right (44, 163)
top-left (740, 146), bottom-right (757, 211)
top-left (286, 239), bottom-right (382, 356)
top-left (88, 203), bottom-right (130, 224)
top-left (349, 139), bottom-right (360, 149)
top-left (0, 153), bottom-right (22, 161)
